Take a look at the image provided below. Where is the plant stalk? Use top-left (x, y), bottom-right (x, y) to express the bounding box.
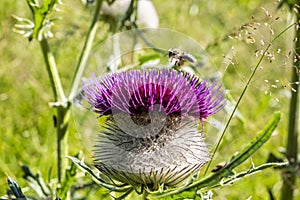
top-left (280, 18), bottom-right (300, 200)
top-left (40, 38), bottom-right (66, 102)
top-left (68, 0), bottom-right (103, 100)
top-left (55, 105), bottom-right (70, 183)
top-left (56, 0), bottom-right (102, 184)
top-left (40, 38), bottom-right (69, 183)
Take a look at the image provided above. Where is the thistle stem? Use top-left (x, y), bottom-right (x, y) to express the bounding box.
top-left (40, 37), bottom-right (69, 183)
top-left (68, 0), bottom-right (103, 100)
top-left (40, 38), bottom-right (66, 102)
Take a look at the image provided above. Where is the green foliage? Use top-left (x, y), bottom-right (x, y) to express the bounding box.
top-left (6, 177), bottom-right (26, 200)
top-left (67, 156), bottom-right (132, 193)
top-left (66, 113), bottom-right (286, 199)
top-left (1, 0), bottom-right (299, 199)
top-left (21, 165), bottom-right (51, 198)
top-left (13, 0), bottom-right (61, 41)
top-left (147, 113), bottom-right (285, 199)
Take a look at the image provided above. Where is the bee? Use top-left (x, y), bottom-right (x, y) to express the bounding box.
top-left (211, 161), bottom-right (228, 172)
top-left (168, 48), bottom-right (197, 67)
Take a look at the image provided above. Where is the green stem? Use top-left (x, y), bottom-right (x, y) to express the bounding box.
top-left (55, 0), bottom-right (102, 182)
top-left (40, 38), bottom-right (68, 183)
top-left (142, 189), bottom-right (149, 200)
top-left (204, 22), bottom-right (297, 175)
top-left (56, 105), bottom-right (70, 183)
top-left (280, 18), bottom-right (299, 200)
top-left (68, 0), bottom-right (103, 100)
top-left (40, 38), bottom-right (66, 102)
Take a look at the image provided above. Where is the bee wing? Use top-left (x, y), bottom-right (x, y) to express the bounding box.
top-left (181, 53), bottom-right (197, 63)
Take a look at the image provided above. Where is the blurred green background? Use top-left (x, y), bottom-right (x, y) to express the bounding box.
top-left (0, 0), bottom-right (299, 199)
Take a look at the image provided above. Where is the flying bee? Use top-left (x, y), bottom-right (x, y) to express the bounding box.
top-left (168, 48), bottom-right (197, 67)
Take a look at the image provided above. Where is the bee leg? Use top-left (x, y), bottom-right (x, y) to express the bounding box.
top-left (179, 60), bottom-right (184, 66)
top-left (174, 60), bottom-right (179, 66)
top-left (169, 57), bottom-right (175, 65)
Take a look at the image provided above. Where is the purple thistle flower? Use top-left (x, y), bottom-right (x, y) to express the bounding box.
top-left (82, 68), bottom-right (226, 190)
top-left (83, 68), bottom-right (225, 120)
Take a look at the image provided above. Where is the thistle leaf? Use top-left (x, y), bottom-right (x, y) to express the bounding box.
top-left (21, 165), bottom-right (50, 198)
top-left (225, 112), bottom-right (281, 170)
top-left (13, 0), bottom-right (61, 41)
top-left (7, 177), bottom-right (27, 200)
top-left (220, 162), bottom-right (288, 186)
top-left (148, 112), bottom-right (282, 199)
top-left (66, 156), bottom-right (132, 192)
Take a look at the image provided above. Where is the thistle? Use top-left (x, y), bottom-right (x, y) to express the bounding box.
top-left (82, 68), bottom-right (226, 191)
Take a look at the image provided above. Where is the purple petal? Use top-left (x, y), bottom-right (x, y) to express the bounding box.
top-left (82, 69), bottom-right (226, 120)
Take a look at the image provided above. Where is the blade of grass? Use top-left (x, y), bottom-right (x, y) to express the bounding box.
top-left (204, 22), bottom-right (297, 175)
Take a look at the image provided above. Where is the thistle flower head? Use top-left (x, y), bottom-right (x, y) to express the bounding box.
top-left (82, 68), bottom-right (226, 190)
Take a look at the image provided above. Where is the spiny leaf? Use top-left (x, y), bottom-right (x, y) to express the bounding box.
top-left (220, 162), bottom-right (288, 186)
top-left (7, 177), bottom-right (27, 199)
top-left (225, 112), bottom-right (281, 170)
top-left (21, 165), bottom-right (50, 198)
top-left (57, 155), bottom-right (78, 199)
top-left (148, 112), bottom-right (281, 199)
top-left (66, 156), bottom-right (132, 192)
top-left (13, 0), bottom-right (61, 41)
